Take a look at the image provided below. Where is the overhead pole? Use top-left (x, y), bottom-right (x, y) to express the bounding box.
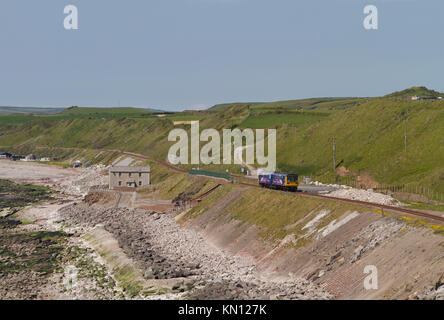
top-left (329, 137), bottom-right (336, 171)
top-left (404, 110), bottom-right (408, 155)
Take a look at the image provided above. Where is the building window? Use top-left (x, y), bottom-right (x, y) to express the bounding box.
top-left (119, 173), bottom-right (121, 177)
top-left (139, 181), bottom-right (142, 186)
top-left (129, 173), bottom-right (132, 177)
top-left (139, 173), bottom-right (142, 177)
top-left (118, 181), bottom-right (122, 186)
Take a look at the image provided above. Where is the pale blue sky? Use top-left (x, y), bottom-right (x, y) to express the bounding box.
top-left (0, 0), bottom-right (443, 110)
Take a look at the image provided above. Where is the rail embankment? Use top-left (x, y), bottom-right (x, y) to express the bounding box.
top-left (180, 184), bottom-right (444, 299)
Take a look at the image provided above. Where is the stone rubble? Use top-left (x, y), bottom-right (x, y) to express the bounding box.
top-left (414, 273), bottom-right (444, 300)
top-left (307, 180), bottom-right (401, 206)
top-left (59, 165), bottom-right (108, 196)
top-left (58, 204), bottom-right (332, 300)
top-left (327, 188), bottom-right (401, 206)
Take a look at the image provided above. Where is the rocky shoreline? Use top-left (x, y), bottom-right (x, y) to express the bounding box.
top-left (58, 203), bottom-right (332, 300)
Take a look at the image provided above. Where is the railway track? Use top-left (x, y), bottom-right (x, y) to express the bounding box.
top-left (235, 181), bottom-right (444, 224)
top-left (189, 184), bottom-right (222, 205)
top-left (29, 146), bottom-right (444, 224)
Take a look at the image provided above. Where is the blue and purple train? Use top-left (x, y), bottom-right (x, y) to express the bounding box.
top-left (258, 172), bottom-right (299, 192)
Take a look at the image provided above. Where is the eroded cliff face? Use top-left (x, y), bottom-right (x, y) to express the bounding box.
top-left (180, 186), bottom-right (444, 300)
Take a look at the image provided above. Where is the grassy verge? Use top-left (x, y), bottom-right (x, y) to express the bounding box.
top-left (187, 184), bottom-right (364, 245)
top-left (226, 188), bottom-right (363, 243)
top-left (402, 201), bottom-right (444, 213)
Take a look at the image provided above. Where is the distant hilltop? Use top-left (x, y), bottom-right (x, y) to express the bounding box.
top-left (1, 86), bottom-right (443, 115)
top-left (0, 105), bottom-right (167, 115)
top-left (0, 106), bottom-right (65, 115)
top-left (384, 86), bottom-right (444, 100)
top-left (208, 86), bottom-right (444, 111)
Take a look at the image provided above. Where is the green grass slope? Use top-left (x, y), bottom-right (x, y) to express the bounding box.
top-left (61, 106), bottom-right (152, 115)
top-left (276, 98), bottom-right (444, 192)
top-left (0, 88), bottom-right (442, 195)
top-left (0, 107), bottom-right (163, 125)
top-left (209, 97), bottom-right (367, 112)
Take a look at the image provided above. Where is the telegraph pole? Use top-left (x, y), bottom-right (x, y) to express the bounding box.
top-left (333, 138), bottom-right (336, 171)
top-left (329, 137), bottom-right (336, 171)
top-left (404, 109), bottom-right (408, 155)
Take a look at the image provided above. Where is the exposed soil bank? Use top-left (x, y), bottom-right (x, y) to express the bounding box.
top-left (183, 185), bottom-right (444, 300)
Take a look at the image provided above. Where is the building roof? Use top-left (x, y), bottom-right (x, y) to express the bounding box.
top-left (109, 166), bottom-right (150, 173)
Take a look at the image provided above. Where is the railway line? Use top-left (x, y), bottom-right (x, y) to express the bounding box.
top-left (27, 145), bottom-right (444, 224)
top-left (235, 181), bottom-right (444, 224)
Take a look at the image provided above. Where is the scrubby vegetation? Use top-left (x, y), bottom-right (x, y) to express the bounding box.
top-left (0, 231), bottom-right (68, 275)
top-left (0, 179), bottom-right (54, 210)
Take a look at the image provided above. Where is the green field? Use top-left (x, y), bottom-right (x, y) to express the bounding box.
top-left (239, 111), bottom-right (329, 129)
top-left (0, 106), bottom-right (165, 125)
top-left (0, 87), bottom-right (443, 196)
top-left (209, 97), bottom-right (367, 112)
top-left (0, 115), bottom-right (38, 125)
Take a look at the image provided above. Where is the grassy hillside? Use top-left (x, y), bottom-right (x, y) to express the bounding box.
top-left (385, 86), bottom-right (444, 99)
top-left (0, 115), bottom-right (40, 125)
top-left (0, 106), bottom-right (168, 125)
top-left (238, 111), bottom-right (330, 129)
top-left (0, 88), bottom-right (443, 196)
top-left (209, 97), bottom-right (367, 112)
top-left (276, 98), bottom-right (444, 193)
top-left (208, 103), bottom-right (261, 112)
top-left (185, 184), bottom-right (365, 243)
top-left (61, 106), bottom-right (152, 115)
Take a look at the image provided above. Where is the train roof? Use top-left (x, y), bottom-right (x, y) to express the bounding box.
top-left (258, 172), bottom-right (298, 176)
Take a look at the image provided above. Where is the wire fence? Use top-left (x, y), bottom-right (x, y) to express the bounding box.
top-left (305, 175), bottom-right (444, 203)
top-left (188, 169), bottom-right (232, 181)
